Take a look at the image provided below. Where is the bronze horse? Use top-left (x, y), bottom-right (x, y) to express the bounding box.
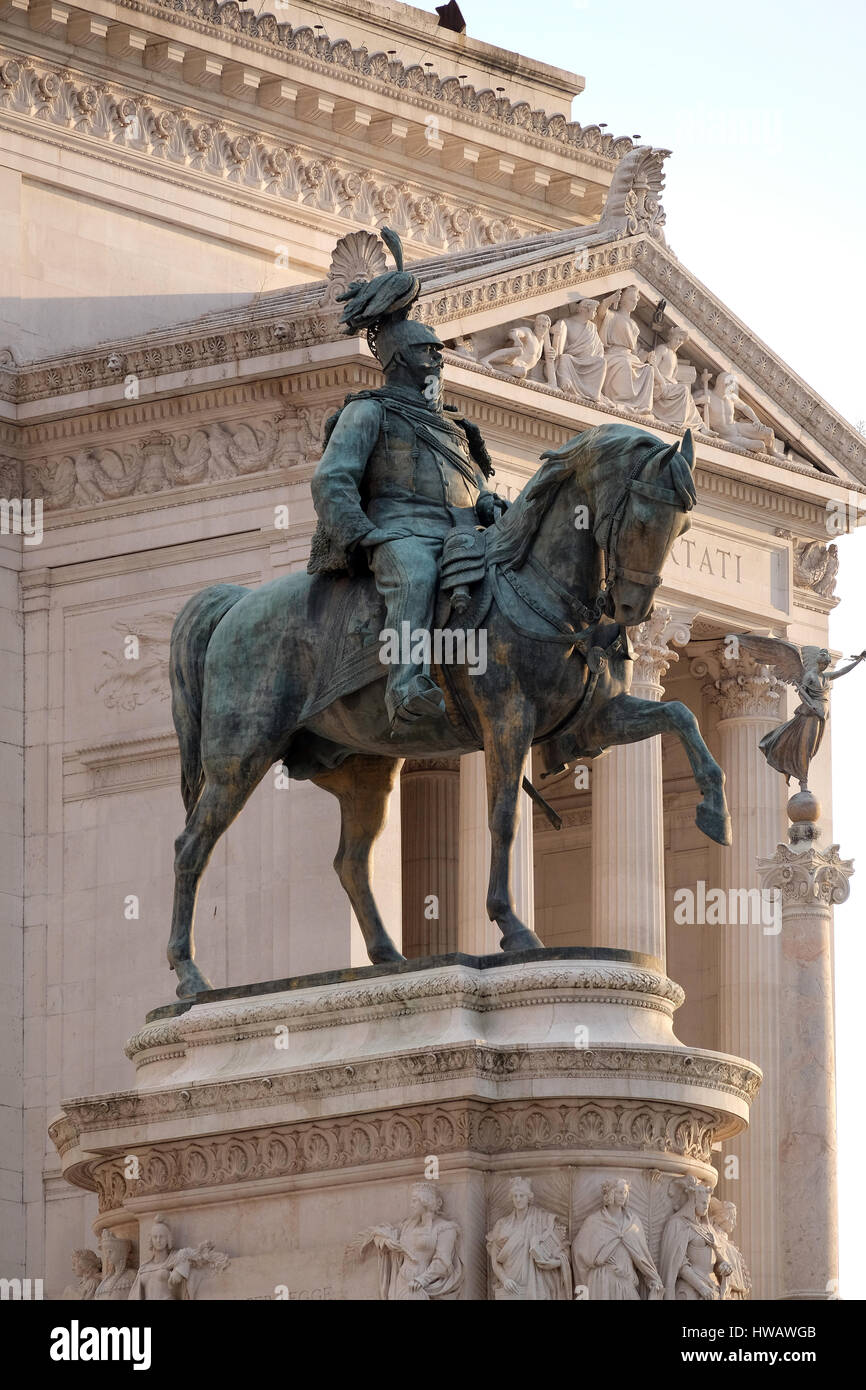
top-left (167, 422), bottom-right (729, 998)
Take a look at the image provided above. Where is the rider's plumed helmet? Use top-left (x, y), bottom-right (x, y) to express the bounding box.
top-left (336, 226), bottom-right (443, 371)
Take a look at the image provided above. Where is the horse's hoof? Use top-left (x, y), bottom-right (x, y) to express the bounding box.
top-left (368, 944), bottom-right (407, 967)
top-left (696, 802), bottom-right (732, 847)
top-left (500, 927), bottom-right (545, 953)
top-left (173, 961), bottom-right (214, 999)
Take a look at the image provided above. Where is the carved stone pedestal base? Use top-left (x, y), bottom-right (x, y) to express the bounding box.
top-left (50, 950), bottom-right (761, 1300)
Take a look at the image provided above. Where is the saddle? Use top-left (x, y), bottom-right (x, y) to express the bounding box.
top-left (295, 529), bottom-right (493, 733)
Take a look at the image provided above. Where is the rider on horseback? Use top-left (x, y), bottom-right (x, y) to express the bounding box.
top-left (308, 228), bottom-right (508, 733)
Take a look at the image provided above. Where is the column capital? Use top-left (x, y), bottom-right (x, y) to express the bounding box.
top-left (690, 644), bottom-right (785, 720)
top-left (757, 842), bottom-right (854, 908)
top-left (630, 605), bottom-right (694, 693)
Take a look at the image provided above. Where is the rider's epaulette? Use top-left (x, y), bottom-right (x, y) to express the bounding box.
top-left (321, 390), bottom-right (383, 451)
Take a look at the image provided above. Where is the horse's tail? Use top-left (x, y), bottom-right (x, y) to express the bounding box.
top-left (170, 584), bottom-right (248, 816)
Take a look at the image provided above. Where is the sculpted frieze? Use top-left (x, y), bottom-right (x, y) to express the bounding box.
top-left (573, 1178), bottom-right (663, 1300)
top-left (0, 52), bottom-right (537, 265)
top-left (129, 1215), bottom-right (230, 1301)
top-left (58, 1097), bottom-right (727, 1216)
top-left (446, 288), bottom-right (802, 461)
top-left (53, 0), bottom-right (635, 163)
top-left (24, 414), bottom-right (294, 510)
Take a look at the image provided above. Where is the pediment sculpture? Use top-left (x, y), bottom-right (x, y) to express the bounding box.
top-left (445, 290), bottom-right (781, 454)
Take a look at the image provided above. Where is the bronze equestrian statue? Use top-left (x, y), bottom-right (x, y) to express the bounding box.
top-left (167, 229), bottom-right (730, 999)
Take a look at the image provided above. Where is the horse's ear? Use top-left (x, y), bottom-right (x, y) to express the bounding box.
top-left (680, 429), bottom-right (694, 468)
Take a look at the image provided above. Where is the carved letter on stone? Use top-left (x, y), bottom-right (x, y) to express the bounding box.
top-left (573, 1178), bottom-right (663, 1300)
top-left (350, 1181), bottom-right (463, 1300)
top-left (486, 1176), bottom-right (572, 1300)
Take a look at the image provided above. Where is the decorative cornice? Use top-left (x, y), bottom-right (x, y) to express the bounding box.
top-left (3, 227), bottom-right (863, 496)
top-left (0, 47), bottom-right (537, 281)
top-left (70, 1096), bottom-right (722, 1211)
top-left (56, 1041), bottom-right (761, 1146)
top-left (126, 963), bottom-right (689, 1062)
top-left (86, 0), bottom-right (635, 165)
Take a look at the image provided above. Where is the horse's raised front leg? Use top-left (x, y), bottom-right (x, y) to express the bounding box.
top-left (313, 754), bottom-right (406, 966)
top-left (587, 694), bottom-right (732, 846)
top-left (483, 718), bottom-right (545, 953)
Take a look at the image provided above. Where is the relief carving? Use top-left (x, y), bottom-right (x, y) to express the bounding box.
top-left (659, 1176), bottom-right (729, 1300)
top-left (350, 1182), bottom-right (463, 1300)
top-left (94, 1230), bottom-right (135, 1301)
top-left (694, 372), bottom-right (775, 454)
top-left (25, 415), bottom-right (294, 510)
top-left (793, 539), bottom-right (839, 599)
top-left (573, 1178), bottom-right (663, 1300)
top-left (129, 1214), bottom-right (230, 1301)
top-left (709, 1198), bottom-right (751, 1300)
top-left (486, 1176), bottom-right (571, 1300)
top-left (95, 615), bottom-right (174, 712)
top-left (60, 1249), bottom-right (102, 1301)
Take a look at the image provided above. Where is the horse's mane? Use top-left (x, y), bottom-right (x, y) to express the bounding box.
top-left (485, 445), bottom-right (581, 571)
top-left (487, 423), bottom-right (688, 571)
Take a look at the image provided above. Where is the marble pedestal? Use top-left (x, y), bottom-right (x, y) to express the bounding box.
top-left (49, 949), bottom-right (761, 1300)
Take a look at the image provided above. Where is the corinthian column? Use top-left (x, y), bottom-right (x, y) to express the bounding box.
top-left (457, 750), bottom-right (534, 955)
top-left (692, 647), bottom-right (787, 1298)
top-left (592, 607), bottom-right (692, 967)
top-left (400, 759), bottom-right (460, 958)
top-left (759, 821), bottom-right (852, 1300)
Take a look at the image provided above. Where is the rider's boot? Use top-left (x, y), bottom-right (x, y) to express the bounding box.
top-left (387, 672), bottom-right (446, 733)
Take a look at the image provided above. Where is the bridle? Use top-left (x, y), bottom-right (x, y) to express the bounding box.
top-left (493, 435), bottom-right (695, 644)
top-left (594, 441), bottom-right (696, 609)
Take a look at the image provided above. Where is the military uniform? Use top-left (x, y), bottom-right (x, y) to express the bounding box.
top-left (310, 384), bottom-right (500, 723)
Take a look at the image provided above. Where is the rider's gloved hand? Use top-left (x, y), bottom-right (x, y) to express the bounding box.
top-left (475, 493), bottom-right (509, 527)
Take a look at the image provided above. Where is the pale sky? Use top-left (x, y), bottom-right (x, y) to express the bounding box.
top-left (416, 0), bottom-right (865, 1297)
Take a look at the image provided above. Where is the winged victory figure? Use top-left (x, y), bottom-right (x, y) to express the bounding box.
top-left (733, 635), bottom-right (866, 791)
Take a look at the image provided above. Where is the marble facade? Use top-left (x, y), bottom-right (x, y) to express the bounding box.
top-left (1, 0), bottom-right (862, 1299)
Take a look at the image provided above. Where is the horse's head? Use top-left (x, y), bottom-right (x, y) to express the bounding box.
top-left (487, 422), bottom-right (697, 627)
top-left (593, 425), bottom-right (696, 626)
